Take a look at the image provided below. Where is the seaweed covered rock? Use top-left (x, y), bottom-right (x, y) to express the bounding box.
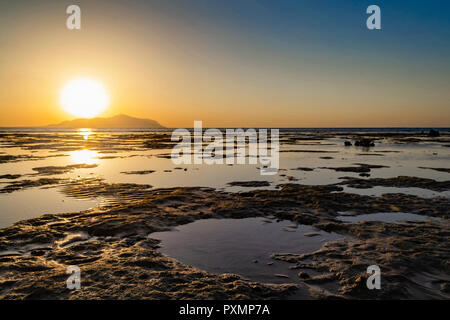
top-left (354, 139), bottom-right (375, 147)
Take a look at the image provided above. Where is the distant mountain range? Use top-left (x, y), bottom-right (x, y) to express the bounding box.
top-left (46, 114), bottom-right (165, 129)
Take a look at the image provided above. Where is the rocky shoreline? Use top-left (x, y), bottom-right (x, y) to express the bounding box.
top-left (0, 180), bottom-right (449, 300)
top-left (0, 130), bottom-right (449, 299)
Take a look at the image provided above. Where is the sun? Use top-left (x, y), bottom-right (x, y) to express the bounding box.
top-left (60, 78), bottom-right (110, 118)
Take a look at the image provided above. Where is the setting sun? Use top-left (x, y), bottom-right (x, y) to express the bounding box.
top-left (60, 78), bottom-right (109, 118)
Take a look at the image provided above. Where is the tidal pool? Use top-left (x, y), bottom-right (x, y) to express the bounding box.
top-left (0, 187), bottom-right (101, 228)
top-left (337, 212), bottom-right (441, 223)
top-left (151, 217), bottom-right (344, 284)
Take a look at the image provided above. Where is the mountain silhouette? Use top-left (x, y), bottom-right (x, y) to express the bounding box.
top-left (46, 114), bottom-right (165, 129)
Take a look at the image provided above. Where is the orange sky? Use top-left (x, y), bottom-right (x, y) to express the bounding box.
top-left (1, 1), bottom-right (449, 128)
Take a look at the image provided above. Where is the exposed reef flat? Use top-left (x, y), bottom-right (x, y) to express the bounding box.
top-left (0, 132), bottom-right (175, 153)
top-left (120, 170), bottom-right (156, 175)
top-left (32, 164), bottom-right (98, 175)
top-left (419, 167), bottom-right (450, 174)
top-left (0, 181), bottom-right (448, 299)
top-left (228, 181), bottom-right (271, 187)
top-left (338, 176), bottom-right (450, 192)
top-left (0, 178), bottom-right (66, 194)
top-left (0, 130), bottom-right (449, 299)
top-left (320, 163), bottom-right (388, 173)
top-left (0, 174), bottom-right (21, 180)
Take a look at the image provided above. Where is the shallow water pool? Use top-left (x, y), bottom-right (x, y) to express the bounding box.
top-left (0, 187), bottom-right (101, 228)
top-left (337, 212), bottom-right (441, 223)
top-left (151, 217), bottom-right (344, 284)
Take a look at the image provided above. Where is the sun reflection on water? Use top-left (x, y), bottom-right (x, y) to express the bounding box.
top-left (70, 149), bottom-right (99, 165)
top-left (77, 128), bottom-right (93, 140)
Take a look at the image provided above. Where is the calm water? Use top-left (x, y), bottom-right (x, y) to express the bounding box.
top-left (337, 212), bottom-right (442, 223)
top-left (152, 217), bottom-right (345, 284)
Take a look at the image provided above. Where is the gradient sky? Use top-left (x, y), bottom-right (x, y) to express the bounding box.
top-left (0, 0), bottom-right (449, 127)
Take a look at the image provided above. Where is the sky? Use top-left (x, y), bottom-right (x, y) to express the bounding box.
top-left (0, 0), bottom-right (449, 128)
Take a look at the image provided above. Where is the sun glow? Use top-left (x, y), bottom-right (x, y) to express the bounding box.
top-left (70, 149), bottom-right (99, 165)
top-left (77, 128), bottom-right (93, 140)
top-left (60, 78), bottom-right (110, 118)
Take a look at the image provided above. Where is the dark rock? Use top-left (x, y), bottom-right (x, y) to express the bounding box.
top-left (320, 163), bottom-right (388, 173)
top-left (292, 167), bottom-right (314, 171)
top-left (359, 173), bottom-right (370, 177)
top-left (428, 129), bottom-right (440, 137)
top-left (227, 181), bottom-right (270, 187)
top-left (354, 139), bottom-right (375, 147)
top-left (297, 272), bottom-right (310, 279)
top-left (0, 174), bottom-right (21, 180)
top-left (121, 170), bottom-right (155, 175)
top-left (338, 176), bottom-right (450, 192)
top-left (441, 283), bottom-right (450, 293)
top-left (419, 167), bottom-right (450, 173)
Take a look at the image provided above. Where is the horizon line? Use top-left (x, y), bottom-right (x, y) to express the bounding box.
top-left (0, 126), bottom-right (449, 129)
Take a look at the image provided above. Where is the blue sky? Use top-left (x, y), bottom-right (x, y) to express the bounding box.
top-left (0, 0), bottom-right (449, 127)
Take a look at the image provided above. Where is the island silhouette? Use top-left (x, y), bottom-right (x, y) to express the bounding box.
top-left (46, 114), bottom-right (165, 129)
